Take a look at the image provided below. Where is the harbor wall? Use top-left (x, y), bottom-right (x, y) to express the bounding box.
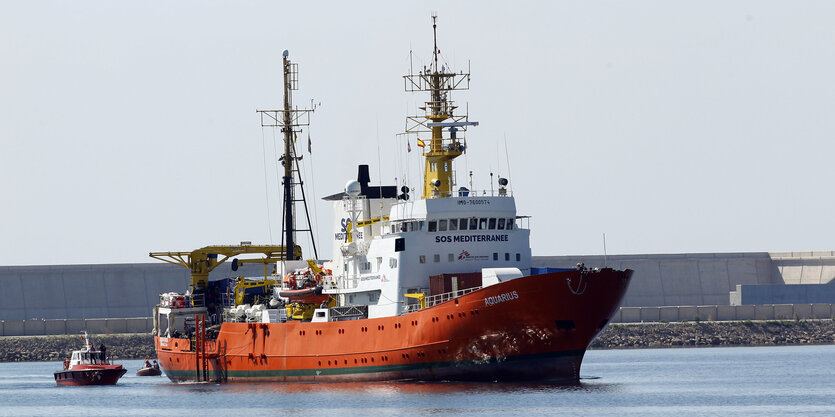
top-left (0, 317), bottom-right (153, 336)
top-left (2, 304), bottom-right (834, 336)
top-left (609, 304), bottom-right (835, 323)
top-left (1, 251), bottom-right (833, 322)
top-left (533, 251), bottom-right (835, 307)
top-left (0, 262), bottom-right (266, 321)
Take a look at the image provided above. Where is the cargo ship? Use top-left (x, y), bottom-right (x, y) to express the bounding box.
top-left (150, 16), bottom-right (632, 383)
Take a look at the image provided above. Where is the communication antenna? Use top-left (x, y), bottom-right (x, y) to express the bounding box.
top-left (489, 171), bottom-right (494, 196)
top-left (603, 233), bottom-right (608, 267)
top-left (257, 50), bottom-right (319, 262)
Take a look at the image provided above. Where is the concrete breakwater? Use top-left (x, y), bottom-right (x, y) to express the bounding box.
top-left (1, 320), bottom-right (833, 362)
top-left (590, 320), bottom-right (835, 349)
top-left (0, 334), bottom-right (155, 362)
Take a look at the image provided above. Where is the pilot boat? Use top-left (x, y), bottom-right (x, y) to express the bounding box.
top-left (54, 332), bottom-right (126, 386)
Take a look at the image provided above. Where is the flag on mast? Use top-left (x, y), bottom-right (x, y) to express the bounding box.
top-left (417, 138), bottom-right (426, 148)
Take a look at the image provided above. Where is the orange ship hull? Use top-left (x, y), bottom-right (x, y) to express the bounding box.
top-left (155, 268), bottom-right (631, 383)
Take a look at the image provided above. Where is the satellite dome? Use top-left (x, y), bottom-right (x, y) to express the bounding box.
top-left (345, 180), bottom-right (362, 197)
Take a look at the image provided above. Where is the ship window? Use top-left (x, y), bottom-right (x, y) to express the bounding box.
top-left (469, 218), bottom-right (478, 230)
top-left (493, 253), bottom-right (498, 261)
top-left (458, 218), bottom-right (468, 230)
top-left (488, 218), bottom-right (497, 229)
top-left (479, 218), bottom-right (488, 230)
top-left (438, 219), bottom-right (447, 231)
top-left (448, 253), bottom-right (454, 262)
top-left (419, 255), bottom-right (426, 264)
top-left (449, 219), bottom-right (458, 230)
top-left (428, 220), bottom-right (437, 232)
top-left (434, 254), bottom-right (440, 263)
top-left (419, 221), bottom-right (425, 230)
top-left (507, 218), bottom-right (515, 230)
top-left (394, 238), bottom-right (405, 252)
top-left (516, 253), bottom-right (521, 261)
top-left (497, 218), bottom-right (506, 230)
top-left (349, 295), bottom-right (355, 303)
top-left (389, 258), bottom-right (398, 268)
top-left (368, 292), bottom-right (380, 303)
top-left (505, 253), bottom-right (510, 261)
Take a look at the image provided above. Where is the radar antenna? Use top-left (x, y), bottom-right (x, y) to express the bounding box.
top-left (403, 14), bottom-right (479, 199)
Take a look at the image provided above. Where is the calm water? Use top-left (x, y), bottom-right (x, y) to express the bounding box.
top-left (1, 345), bottom-right (833, 416)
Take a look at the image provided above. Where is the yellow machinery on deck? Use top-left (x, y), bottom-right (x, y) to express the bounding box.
top-left (150, 244), bottom-right (301, 294)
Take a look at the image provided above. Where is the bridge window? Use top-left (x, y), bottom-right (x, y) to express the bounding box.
top-left (497, 218), bottom-right (506, 230)
top-left (428, 220), bottom-right (437, 232)
top-left (448, 219), bottom-right (458, 230)
top-left (458, 218), bottom-right (468, 230)
top-left (506, 219), bottom-right (514, 230)
top-left (488, 218), bottom-right (497, 229)
top-left (469, 218), bottom-right (478, 230)
top-left (479, 218), bottom-right (488, 230)
top-left (438, 219), bottom-right (447, 231)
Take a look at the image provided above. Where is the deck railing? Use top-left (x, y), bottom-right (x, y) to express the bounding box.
top-left (401, 286), bottom-right (483, 314)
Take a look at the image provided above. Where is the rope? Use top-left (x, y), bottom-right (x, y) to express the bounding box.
top-left (261, 127), bottom-right (273, 243)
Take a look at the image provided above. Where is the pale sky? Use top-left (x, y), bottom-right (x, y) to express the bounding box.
top-left (2, 1), bottom-right (834, 266)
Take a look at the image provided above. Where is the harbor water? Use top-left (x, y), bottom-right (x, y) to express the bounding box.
top-left (1, 344), bottom-right (833, 416)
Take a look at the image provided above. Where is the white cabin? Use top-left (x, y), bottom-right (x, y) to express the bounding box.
top-left (323, 166), bottom-right (531, 319)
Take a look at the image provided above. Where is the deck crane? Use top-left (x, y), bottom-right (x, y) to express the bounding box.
top-left (149, 244), bottom-right (301, 294)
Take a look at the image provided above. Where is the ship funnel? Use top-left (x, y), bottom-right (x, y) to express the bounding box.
top-left (357, 164), bottom-right (371, 192)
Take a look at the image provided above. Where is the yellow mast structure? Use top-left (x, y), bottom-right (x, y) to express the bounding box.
top-left (404, 14), bottom-right (478, 199)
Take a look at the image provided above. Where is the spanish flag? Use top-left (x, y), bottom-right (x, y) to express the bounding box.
top-left (417, 138), bottom-right (426, 148)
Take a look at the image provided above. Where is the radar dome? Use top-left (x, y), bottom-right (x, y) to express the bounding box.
top-left (345, 180), bottom-right (362, 197)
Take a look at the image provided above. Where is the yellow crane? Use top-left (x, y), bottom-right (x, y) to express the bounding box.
top-left (149, 244), bottom-right (301, 293)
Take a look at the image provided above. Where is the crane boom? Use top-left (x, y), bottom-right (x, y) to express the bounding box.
top-left (149, 244), bottom-right (301, 292)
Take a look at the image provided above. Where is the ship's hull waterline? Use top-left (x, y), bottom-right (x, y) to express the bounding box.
top-left (155, 268), bottom-right (632, 383)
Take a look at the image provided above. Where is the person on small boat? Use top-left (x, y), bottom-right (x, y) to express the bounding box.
top-left (152, 359), bottom-right (159, 370)
top-left (144, 357), bottom-right (152, 368)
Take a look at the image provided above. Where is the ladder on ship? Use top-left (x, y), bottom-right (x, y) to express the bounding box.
top-left (194, 314), bottom-right (209, 382)
top-left (283, 152), bottom-right (318, 259)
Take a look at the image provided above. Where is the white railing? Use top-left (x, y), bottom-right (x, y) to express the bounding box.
top-left (401, 286), bottom-right (483, 314)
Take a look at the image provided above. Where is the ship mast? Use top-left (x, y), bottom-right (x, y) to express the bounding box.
top-left (404, 14), bottom-right (478, 199)
top-left (258, 50), bottom-right (318, 261)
